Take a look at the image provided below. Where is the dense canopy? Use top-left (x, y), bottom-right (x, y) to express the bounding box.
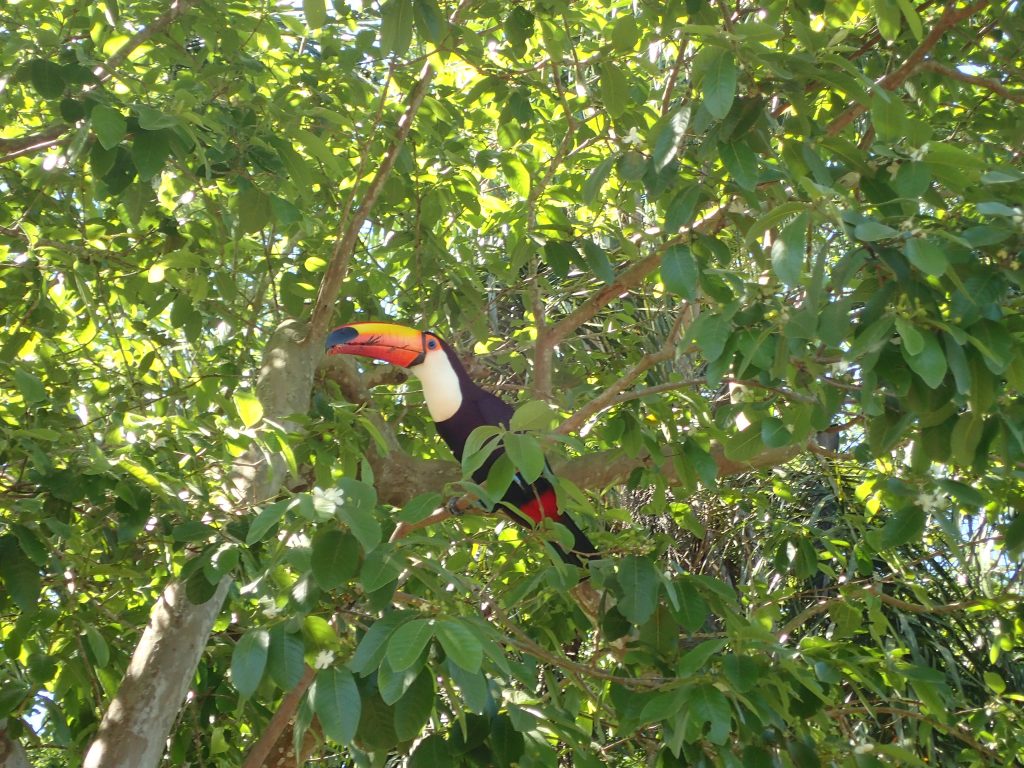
top-left (1, 0), bottom-right (1022, 766)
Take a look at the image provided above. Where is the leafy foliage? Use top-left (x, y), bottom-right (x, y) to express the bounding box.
top-left (1, 0), bottom-right (1022, 766)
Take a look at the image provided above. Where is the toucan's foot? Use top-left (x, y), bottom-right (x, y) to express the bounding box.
top-left (446, 496), bottom-right (464, 516)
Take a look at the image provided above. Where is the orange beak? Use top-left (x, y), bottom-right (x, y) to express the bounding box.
top-left (325, 322), bottom-right (426, 368)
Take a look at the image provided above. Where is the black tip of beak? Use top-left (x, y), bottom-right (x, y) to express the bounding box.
top-left (326, 325), bottom-right (357, 351)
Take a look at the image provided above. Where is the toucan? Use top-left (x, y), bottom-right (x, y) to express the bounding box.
top-left (325, 322), bottom-right (598, 567)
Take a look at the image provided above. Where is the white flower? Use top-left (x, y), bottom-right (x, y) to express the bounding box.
top-left (314, 650), bottom-right (335, 669)
top-left (312, 487), bottom-right (344, 519)
top-left (621, 127), bottom-right (642, 146)
top-left (909, 143), bottom-right (930, 161)
top-left (259, 596), bottom-right (282, 619)
top-left (916, 490), bottom-right (945, 513)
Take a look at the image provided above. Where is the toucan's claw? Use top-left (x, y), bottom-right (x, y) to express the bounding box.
top-left (446, 496), bottom-right (464, 516)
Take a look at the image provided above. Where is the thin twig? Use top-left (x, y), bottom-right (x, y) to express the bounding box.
top-left (557, 305), bottom-right (692, 435)
top-left (918, 59), bottom-right (1024, 104)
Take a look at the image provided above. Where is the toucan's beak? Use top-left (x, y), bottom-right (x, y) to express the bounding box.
top-left (325, 322), bottom-right (426, 368)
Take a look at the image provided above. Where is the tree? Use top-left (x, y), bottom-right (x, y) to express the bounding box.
top-left (1, 0), bottom-right (1021, 766)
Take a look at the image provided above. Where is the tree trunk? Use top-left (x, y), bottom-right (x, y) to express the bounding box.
top-left (0, 720), bottom-right (31, 768)
top-left (83, 321), bottom-right (321, 768)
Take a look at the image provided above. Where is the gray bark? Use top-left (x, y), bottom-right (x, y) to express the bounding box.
top-left (0, 720), bottom-right (31, 768)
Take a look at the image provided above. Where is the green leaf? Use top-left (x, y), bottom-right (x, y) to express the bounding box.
top-left (874, 0), bottom-right (903, 42)
top-left (674, 578), bottom-right (709, 632)
top-left (854, 220), bottom-right (898, 241)
top-left (682, 683), bottom-right (732, 745)
top-left (14, 368), bottom-right (47, 403)
top-left (410, 734), bottom-right (452, 767)
top-left (447, 658), bottom-right (489, 714)
top-left (871, 91), bottom-right (908, 140)
top-left (386, 618), bottom-right (434, 671)
top-left (583, 157), bottom-right (614, 206)
top-left (894, 317), bottom-right (924, 355)
top-left (601, 62), bottom-right (630, 118)
top-left (903, 332), bottom-right (947, 388)
top-left (544, 240), bottom-right (575, 278)
top-left (905, 238), bottom-right (948, 275)
top-left (677, 639), bottom-right (727, 677)
top-left (0, 536), bottom-right (40, 614)
top-left (246, 499), bottom-right (289, 544)
top-left (91, 105), bottom-right (127, 149)
top-left (268, 626), bottom-right (306, 690)
top-left (618, 150), bottom-right (647, 181)
top-left (236, 188), bottom-right (272, 234)
top-left (29, 59), bottom-right (65, 99)
top-left (703, 48), bottom-right (738, 119)
top-left (0, 535), bottom-right (41, 614)
top-left (312, 667), bottom-right (361, 745)
top-left (950, 412), bottom-right (984, 466)
top-left (132, 129), bottom-right (170, 181)
top-left (398, 492), bottom-right (443, 523)
top-left (380, 0), bottom-right (414, 56)
top-left (231, 629), bottom-right (270, 698)
top-left (770, 212), bottom-right (807, 286)
top-left (618, 556), bottom-right (660, 625)
top-left (359, 546), bottom-right (401, 593)
top-left (718, 140), bottom-right (758, 190)
top-left (135, 105), bottom-right (179, 130)
top-left (394, 668), bottom-right (435, 741)
top-left (490, 715), bottom-right (526, 768)
top-left (504, 6), bottom-right (535, 54)
top-left (652, 106), bottom-right (690, 171)
top-left (665, 184), bottom-right (703, 232)
top-left (414, 0), bottom-right (447, 43)
top-left (435, 619), bottom-right (484, 673)
top-left (510, 400), bottom-right (557, 431)
top-left (661, 245), bottom-right (698, 299)
top-left (336, 477), bottom-right (381, 552)
top-left (722, 655), bottom-right (761, 693)
top-left (349, 612), bottom-right (412, 675)
top-left (233, 390), bottom-right (263, 427)
top-left (610, 14), bottom-right (640, 51)
top-left (303, 0), bottom-right (327, 28)
top-left (880, 505), bottom-right (926, 548)
top-left (311, 529), bottom-right (361, 589)
top-left (761, 417), bottom-right (792, 448)
top-left (501, 156), bottom-right (530, 198)
top-left (581, 239), bottom-right (615, 284)
top-left (503, 432), bottom-right (545, 484)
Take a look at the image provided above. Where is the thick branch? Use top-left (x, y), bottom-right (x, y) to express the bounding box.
top-left (240, 666), bottom-right (316, 768)
top-left (305, 64), bottom-right (435, 344)
top-left (827, 0), bottom-right (992, 136)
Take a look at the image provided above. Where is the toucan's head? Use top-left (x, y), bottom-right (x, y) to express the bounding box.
top-left (325, 322), bottom-right (447, 370)
top-left (326, 322), bottom-right (465, 422)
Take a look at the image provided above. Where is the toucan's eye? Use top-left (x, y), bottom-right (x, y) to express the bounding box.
top-left (427, 338), bottom-right (438, 349)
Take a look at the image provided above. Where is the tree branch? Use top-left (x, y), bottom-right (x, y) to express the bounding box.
top-left (918, 59), bottom-right (1024, 104)
top-left (1, 0), bottom-right (196, 165)
top-left (239, 665), bottom-right (316, 768)
top-left (532, 204), bottom-right (727, 400)
top-left (305, 62), bottom-right (436, 345)
top-left (556, 305), bottom-right (693, 435)
top-left (827, 0), bottom-right (992, 136)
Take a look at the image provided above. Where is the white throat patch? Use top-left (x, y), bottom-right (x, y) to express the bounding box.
top-left (409, 350), bottom-right (462, 422)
